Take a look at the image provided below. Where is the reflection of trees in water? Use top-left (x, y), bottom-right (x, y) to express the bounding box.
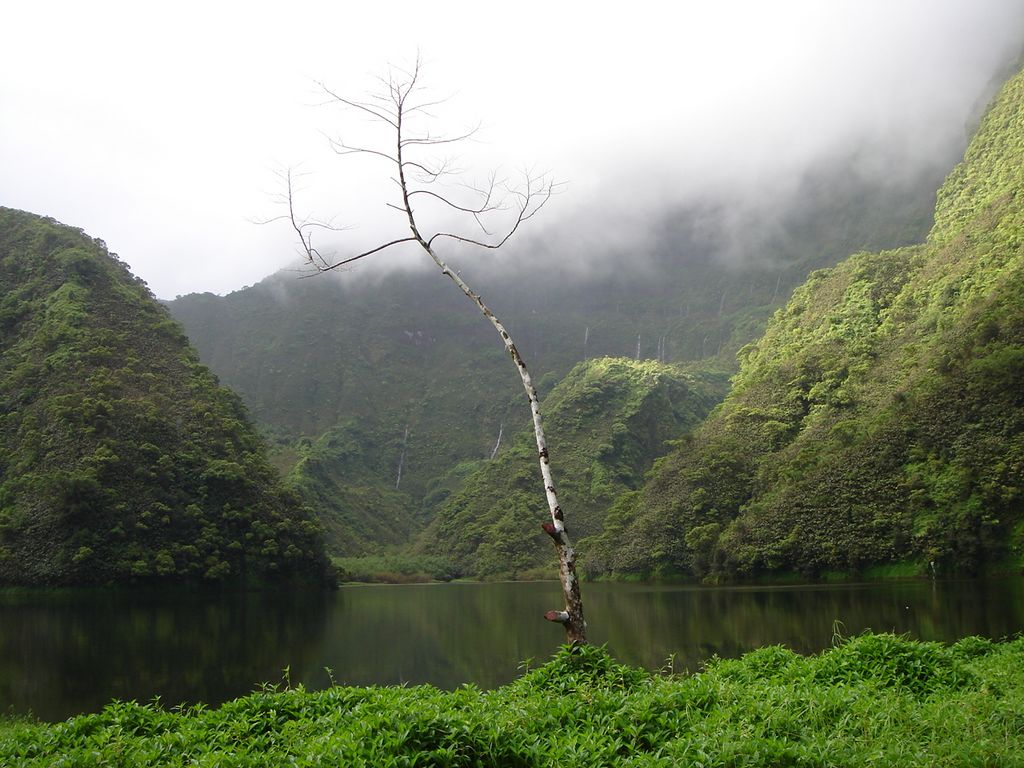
top-left (301, 583), bottom-right (570, 690)
top-left (0, 590), bottom-right (331, 720)
top-left (2, 578), bottom-right (1022, 720)
top-left (302, 579), bottom-right (1024, 688)
top-left (591, 579), bottom-right (1024, 673)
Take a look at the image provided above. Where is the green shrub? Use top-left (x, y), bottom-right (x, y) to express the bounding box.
top-left (813, 633), bottom-right (978, 696)
top-left (3, 635), bottom-right (1023, 767)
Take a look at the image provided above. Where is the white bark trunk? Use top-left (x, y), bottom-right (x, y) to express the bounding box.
top-left (420, 246), bottom-right (586, 642)
top-left (394, 98), bottom-right (586, 644)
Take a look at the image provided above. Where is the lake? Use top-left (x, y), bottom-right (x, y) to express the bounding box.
top-left (2, 577), bottom-right (1022, 721)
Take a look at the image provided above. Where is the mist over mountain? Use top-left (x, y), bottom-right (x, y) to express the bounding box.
top-left (6, 3), bottom-right (1023, 298)
top-left (270, 11), bottom-right (1024, 294)
top-left (591, 63), bottom-right (1024, 581)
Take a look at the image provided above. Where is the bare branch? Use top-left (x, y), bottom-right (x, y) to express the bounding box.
top-left (325, 133), bottom-right (399, 164)
top-left (311, 236), bottom-right (419, 272)
top-left (400, 124), bottom-right (480, 148)
top-left (274, 168), bottom-right (415, 273)
top-left (427, 176), bottom-right (558, 250)
top-left (318, 83), bottom-right (399, 128)
top-left (402, 94), bottom-right (456, 117)
top-left (407, 187), bottom-right (498, 216)
top-left (403, 157), bottom-right (463, 183)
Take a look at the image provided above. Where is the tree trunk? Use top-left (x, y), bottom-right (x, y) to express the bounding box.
top-left (416, 241), bottom-right (587, 644)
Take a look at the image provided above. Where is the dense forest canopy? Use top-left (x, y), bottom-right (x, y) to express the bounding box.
top-left (0, 209), bottom-right (329, 587)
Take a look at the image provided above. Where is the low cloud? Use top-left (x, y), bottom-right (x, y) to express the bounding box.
top-left (1, 1), bottom-right (1021, 297)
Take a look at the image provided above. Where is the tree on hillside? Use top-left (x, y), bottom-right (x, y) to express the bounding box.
top-left (279, 59), bottom-right (586, 644)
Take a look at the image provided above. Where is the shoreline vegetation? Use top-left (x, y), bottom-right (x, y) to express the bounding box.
top-left (332, 553), bottom-right (1019, 586)
top-left (3, 633), bottom-right (1022, 766)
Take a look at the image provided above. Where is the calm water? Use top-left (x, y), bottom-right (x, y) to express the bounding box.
top-left (2, 577), bottom-right (1022, 721)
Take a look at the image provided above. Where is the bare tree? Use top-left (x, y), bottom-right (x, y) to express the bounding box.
top-left (281, 59), bottom-right (586, 644)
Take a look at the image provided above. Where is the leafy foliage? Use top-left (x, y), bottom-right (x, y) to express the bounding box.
top-left (0, 209), bottom-right (329, 586)
top-left (598, 65), bottom-right (1024, 581)
top-left (810, 633), bottom-right (979, 696)
top-left (4, 634), bottom-right (1023, 766)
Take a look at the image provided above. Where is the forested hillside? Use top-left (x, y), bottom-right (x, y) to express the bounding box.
top-left (416, 358), bottom-right (726, 577)
top-left (0, 209), bottom-right (329, 586)
top-left (169, 153), bottom-right (948, 555)
top-left (594, 67), bottom-right (1024, 581)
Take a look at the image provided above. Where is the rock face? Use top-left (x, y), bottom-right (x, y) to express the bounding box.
top-left (0, 208), bottom-right (328, 587)
top-left (600, 67), bottom-right (1024, 580)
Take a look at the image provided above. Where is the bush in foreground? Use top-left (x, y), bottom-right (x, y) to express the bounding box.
top-left (2, 634), bottom-right (1022, 766)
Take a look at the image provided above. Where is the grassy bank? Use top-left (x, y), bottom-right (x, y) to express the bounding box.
top-left (3, 633), bottom-right (1022, 766)
top-left (332, 555), bottom-right (951, 585)
top-left (332, 554), bottom-right (462, 584)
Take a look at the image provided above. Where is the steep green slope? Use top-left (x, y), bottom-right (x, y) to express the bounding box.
top-left (170, 274), bottom-right (527, 511)
top-left (416, 358), bottom-right (726, 577)
top-left (287, 421), bottom-right (419, 556)
top-left (0, 209), bottom-right (328, 586)
top-left (600, 69), bottom-right (1024, 580)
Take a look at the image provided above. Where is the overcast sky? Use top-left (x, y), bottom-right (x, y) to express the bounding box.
top-left (2, 1), bottom-right (1023, 299)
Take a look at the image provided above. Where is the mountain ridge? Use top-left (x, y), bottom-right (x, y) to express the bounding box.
top-left (0, 208), bottom-right (329, 587)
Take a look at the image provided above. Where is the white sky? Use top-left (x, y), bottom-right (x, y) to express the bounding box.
top-left (2, 0), bottom-right (1022, 298)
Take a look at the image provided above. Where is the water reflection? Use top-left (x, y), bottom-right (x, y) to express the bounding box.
top-left (1, 578), bottom-right (1021, 721)
top-left (0, 590), bottom-right (331, 721)
top-left (588, 579), bottom-right (1023, 672)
